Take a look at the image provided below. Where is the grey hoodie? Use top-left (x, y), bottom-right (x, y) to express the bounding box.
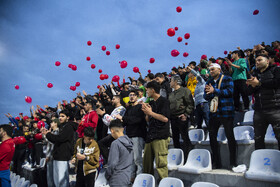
top-left (105, 135), bottom-right (133, 186)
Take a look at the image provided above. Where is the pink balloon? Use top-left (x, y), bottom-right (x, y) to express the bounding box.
top-left (184, 33), bottom-right (190, 39)
top-left (101, 46), bottom-right (106, 51)
top-left (15, 85), bottom-right (19, 90)
top-left (87, 41), bottom-right (92, 46)
top-left (174, 27), bottom-right (178, 31)
top-left (177, 37), bottom-right (183, 42)
top-left (201, 54), bottom-right (207, 59)
top-left (224, 51), bottom-right (228, 55)
top-left (25, 96), bottom-right (32, 103)
top-left (47, 83), bottom-right (53, 88)
top-left (167, 28), bottom-right (176, 37)
top-left (120, 60), bottom-right (128, 68)
top-left (98, 69), bottom-right (102, 73)
top-left (150, 58), bottom-right (155, 63)
top-left (91, 64), bottom-right (96, 69)
top-left (75, 82), bottom-right (80, 87)
top-left (176, 6), bottom-right (182, 13)
top-left (116, 44), bottom-right (120, 49)
top-left (86, 56), bottom-right (91, 61)
top-left (171, 49), bottom-right (180, 57)
top-left (112, 75), bottom-right (120, 82)
top-left (133, 67), bottom-right (139, 73)
top-left (55, 61), bottom-right (61, 66)
top-left (253, 9), bottom-right (259, 15)
top-left (183, 52), bottom-right (189, 57)
top-left (72, 65), bottom-right (77, 71)
top-left (106, 51), bottom-right (110, 55)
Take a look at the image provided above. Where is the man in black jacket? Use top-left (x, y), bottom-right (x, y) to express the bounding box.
top-left (42, 109), bottom-right (77, 187)
top-left (155, 73), bottom-right (172, 99)
top-left (115, 89), bottom-right (147, 180)
top-left (247, 54), bottom-right (280, 150)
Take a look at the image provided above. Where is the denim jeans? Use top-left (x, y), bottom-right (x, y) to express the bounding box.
top-left (47, 160), bottom-right (55, 187)
top-left (0, 170), bottom-right (11, 187)
top-left (130, 137), bottom-right (145, 178)
top-left (195, 102), bottom-right (209, 129)
top-left (53, 160), bottom-right (69, 187)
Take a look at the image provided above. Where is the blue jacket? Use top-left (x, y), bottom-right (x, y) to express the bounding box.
top-left (204, 73), bottom-right (235, 118)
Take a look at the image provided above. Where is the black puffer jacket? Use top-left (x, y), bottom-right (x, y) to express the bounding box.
top-left (249, 65), bottom-right (280, 111)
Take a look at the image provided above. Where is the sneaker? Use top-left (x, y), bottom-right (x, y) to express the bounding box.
top-left (188, 125), bottom-right (195, 130)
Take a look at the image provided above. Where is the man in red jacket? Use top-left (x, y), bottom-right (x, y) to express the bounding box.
top-left (77, 99), bottom-right (99, 138)
top-left (0, 124), bottom-right (15, 187)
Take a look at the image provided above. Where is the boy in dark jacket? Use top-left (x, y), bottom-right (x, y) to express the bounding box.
top-left (105, 119), bottom-right (133, 187)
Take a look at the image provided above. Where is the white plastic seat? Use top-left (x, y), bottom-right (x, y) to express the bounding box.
top-left (245, 149), bottom-right (280, 183)
top-left (178, 149), bottom-right (212, 174)
top-left (132, 173), bottom-right (155, 187)
top-left (201, 127), bottom-right (227, 145)
top-left (15, 177), bottom-right (25, 187)
top-left (95, 168), bottom-right (109, 187)
top-left (30, 184), bottom-right (38, 187)
top-left (167, 148), bottom-right (184, 170)
top-left (243, 110), bottom-right (254, 123)
top-left (233, 126), bottom-right (254, 144)
top-left (189, 129), bottom-right (205, 144)
top-left (12, 175), bottom-right (20, 187)
top-left (158, 177), bottom-right (184, 187)
top-left (265, 124), bottom-right (278, 144)
top-left (191, 181), bottom-right (219, 187)
top-left (21, 180), bottom-right (30, 187)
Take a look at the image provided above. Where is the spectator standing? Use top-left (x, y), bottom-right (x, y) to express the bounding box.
top-left (155, 73), bottom-right (172, 98)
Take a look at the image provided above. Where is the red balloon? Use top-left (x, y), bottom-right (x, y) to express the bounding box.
top-left (13, 137), bottom-right (19, 145)
top-left (112, 75), bottom-right (120, 82)
top-left (86, 56), bottom-right (91, 61)
top-left (120, 60), bottom-right (128, 68)
top-left (97, 85), bottom-right (101, 89)
top-left (167, 28), bottom-right (176, 37)
top-left (37, 120), bottom-right (45, 129)
top-left (253, 9), bottom-right (259, 15)
top-left (101, 46), bottom-right (106, 51)
top-left (75, 82), bottom-right (80, 87)
top-left (15, 117), bottom-right (20, 120)
top-left (224, 51), bottom-right (228, 55)
top-left (104, 74), bottom-right (109, 79)
top-left (171, 49), bottom-right (180, 57)
top-left (106, 51), bottom-right (110, 56)
top-left (116, 44), bottom-right (120, 49)
top-left (133, 67), bottom-right (139, 73)
top-left (183, 52), bottom-right (189, 57)
top-left (201, 54), bottom-right (207, 59)
top-left (23, 116), bottom-right (29, 121)
top-left (100, 74), bottom-right (105, 80)
top-left (185, 42), bottom-right (188, 45)
top-left (177, 37), bottom-right (183, 42)
top-left (55, 61), bottom-right (61, 66)
top-left (150, 58), bottom-right (155, 63)
top-left (87, 41), bottom-right (92, 46)
top-left (91, 64), bottom-right (96, 69)
top-left (15, 85), bottom-right (19, 90)
top-left (68, 64), bottom-right (73, 68)
top-left (176, 6), bottom-right (182, 13)
top-left (184, 33), bottom-right (190, 39)
top-left (47, 83), bottom-right (53, 88)
top-left (18, 136), bottom-right (26, 144)
top-left (25, 96), bottom-right (32, 103)
top-left (72, 65), bottom-right (77, 71)
top-left (98, 69), bottom-right (102, 73)
top-left (70, 86), bottom-right (76, 91)
top-left (34, 133), bottom-right (42, 140)
top-left (174, 27), bottom-right (178, 31)
top-left (148, 70), bottom-right (151, 73)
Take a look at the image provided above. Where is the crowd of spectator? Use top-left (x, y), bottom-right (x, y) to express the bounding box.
top-left (1, 40), bottom-right (280, 187)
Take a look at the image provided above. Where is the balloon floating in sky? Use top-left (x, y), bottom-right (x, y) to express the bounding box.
top-left (75, 82), bottom-right (80, 87)
top-left (116, 44), bottom-right (120, 49)
top-left (171, 49), bottom-right (180, 57)
top-left (176, 6), bottom-right (182, 13)
top-left (120, 60), bottom-right (128, 68)
top-left (25, 96), bottom-right (32, 103)
top-left (55, 61), bottom-right (61, 66)
top-left (174, 27), bottom-right (178, 31)
top-left (86, 57), bottom-right (91, 61)
top-left (97, 85), bottom-right (100, 89)
top-left (87, 41), bottom-right (92, 46)
top-left (133, 67), bottom-right (139, 73)
top-left (47, 83), bottom-right (53, 88)
top-left (148, 70), bottom-right (151, 73)
top-left (177, 37), bottom-right (183, 42)
top-left (72, 65), bottom-right (77, 71)
top-left (101, 46), bottom-right (106, 51)
top-left (100, 74), bottom-right (105, 80)
top-left (106, 51), bottom-right (110, 56)
top-left (185, 42), bottom-right (188, 45)
top-left (70, 86), bottom-right (76, 91)
top-left (91, 64), bottom-right (96, 69)
top-left (149, 58), bottom-right (155, 64)
top-left (112, 75), bottom-right (120, 82)
top-left (98, 69), bottom-right (102, 73)
top-left (37, 120), bottom-right (45, 129)
top-left (15, 85), bottom-right (19, 90)
top-left (224, 51), bottom-right (228, 55)
top-left (183, 52), bottom-right (189, 57)
top-left (253, 9), bottom-right (259, 15)
top-left (184, 33), bottom-right (190, 39)
top-left (167, 28), bottom-right (176, 37)
top-left (104, 74), bottom-right (109, 79)
top-left (23, 116), bottom-right (29, 121)
top-left (68, 64), bottom-right (73, 68)
top-left (201, 54), bottom-right (207, 59)
top-left (15, 117), bottom-right (20, 120)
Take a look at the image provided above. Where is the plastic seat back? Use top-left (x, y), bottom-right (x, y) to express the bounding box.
top-left (132, 173), bottom-right (155, 187)
top-left (158, 177), bottom-right (184, 187)
top-left (189, 129), bottom-right (205, 143)
top-left (265, 124), bottom-right (277, 143)
top-left (167, 148), bottom-right (184, 170)
top-left (191, 181), bottom-right (219, 187)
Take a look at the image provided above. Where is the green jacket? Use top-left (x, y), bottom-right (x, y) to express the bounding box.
top-left (232, 58), bottom-right (247, 81)
top-left (169, 87), bottom-right (194, 117)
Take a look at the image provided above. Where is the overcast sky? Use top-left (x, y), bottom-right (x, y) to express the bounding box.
top-left (0, 0), bottom-right (279, 123)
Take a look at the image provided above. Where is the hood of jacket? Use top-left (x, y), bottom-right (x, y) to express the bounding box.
top-left (117, 135), bottom-right (133, 152)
